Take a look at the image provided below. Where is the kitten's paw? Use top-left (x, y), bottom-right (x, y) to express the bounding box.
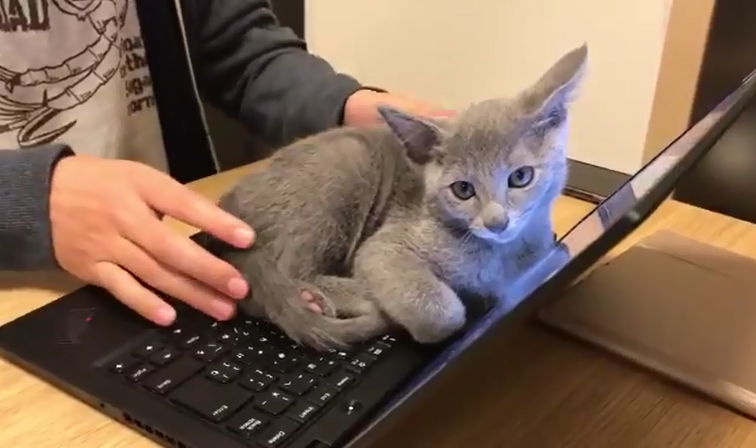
top-left (297, 283), bottom-right (337, 317)
top-left (408, 308), bottom-right (467, 345)
top-left (300, 290), bottom-right (322, 314)
top-left (400, 284), bottom-right (467, 345)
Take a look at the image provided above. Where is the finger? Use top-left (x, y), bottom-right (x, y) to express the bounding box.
top-left (123, 208), bottom-right (249, 300)
top-left (115, 239), bottom-right (237, 321)
top-left (137, 172), bottom-right (254, 248)
top-left (94, 262), bottom-right (176, 326)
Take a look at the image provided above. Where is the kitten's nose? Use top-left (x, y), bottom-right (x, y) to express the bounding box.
top-left (484, 217), bottom-right (510, 234)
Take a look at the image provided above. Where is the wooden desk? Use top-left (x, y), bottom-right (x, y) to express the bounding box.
top-left (1, 163), bottom-right (755, 448)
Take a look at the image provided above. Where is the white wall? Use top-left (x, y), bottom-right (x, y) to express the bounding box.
top-left (305, 0), bottom-right (672, 174)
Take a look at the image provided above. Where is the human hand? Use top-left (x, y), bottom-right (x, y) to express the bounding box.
top-left (49, 155), bottom-right (255, 326)
top-left (343, 89), bottom-right (455, 127)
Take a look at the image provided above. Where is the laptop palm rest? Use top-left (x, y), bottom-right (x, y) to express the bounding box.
top-left (538, 230), bottom-right (756, 418)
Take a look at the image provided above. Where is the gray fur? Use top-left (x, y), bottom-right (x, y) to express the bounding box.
top-left (215, 44), bottom-right (588, 349)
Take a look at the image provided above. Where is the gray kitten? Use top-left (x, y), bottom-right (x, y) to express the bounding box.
top-left (214, 44), bottom-right (587, 349)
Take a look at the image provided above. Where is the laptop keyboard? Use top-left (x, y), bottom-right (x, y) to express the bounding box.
top-left (103, 315), bottom-right (397, 447)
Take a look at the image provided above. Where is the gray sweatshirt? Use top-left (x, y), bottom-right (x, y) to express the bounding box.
top-left (0, 145), bottom-right (72, 271)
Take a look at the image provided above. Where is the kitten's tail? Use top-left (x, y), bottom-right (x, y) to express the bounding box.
top-left (233, 248), bottom-right (387, 349)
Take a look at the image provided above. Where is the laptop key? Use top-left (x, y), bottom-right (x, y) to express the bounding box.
top-left (365, 341), bottom-right (391, 358)
top-left (239, 368), bottom-right (277, 392)
top-left (253, 390), bottom-right (294, 415)
top-left (126, 364), bottom-right (155, 383)
top-left (151, 347), bottom-right (179, 366)
top-left (163, 326), bottom-right (189, 340)
top-left (192, 342), bottom-right (228, 363)
top-left (244, 343), bottom-right (275, 360)
top-left (171, 377), bottom-right (252, 422)
top-left (264, 350), bottom-right (301, 374)
top-left (285, 401), bottom-right (320, 424)
top-left (215, 330), bottom-right (237, 344)
top-left (162, 319), bottom-right (203, 348)
top-left (279, 373), bottom-right (317, 396)
top-left (230, 349), bottom-right (254, 365)
top-left (143, 356), bottom-right (203, 395)
top-left (108, 355), bottom-right (140, 374)
top-left (216, 325), bottom-right (251, 345)
top-left (226, 405), bottom-right (270, 439)
top-left (258, 418), bottom-right (300, 448)
top-left (332, 349), bottom-right (353, 360)
top-left (346, 353), bottom-right (377, 374)
top-left (206, 361), bottom-right (243, 384)
top-left (232, 324), bottom-right (253, 338)
top-left (177, 334), bottom-right (202, 349)
top-left (324, 371), bottom-right (355, 391)
top-left (134, 340), bottom-right (164, 358)
top-left (306, 385), bottom-right (337, 406)
top-left (304, 356), bottom-right (338, 377)
top-left (379, 334), bottom-right (397, 346)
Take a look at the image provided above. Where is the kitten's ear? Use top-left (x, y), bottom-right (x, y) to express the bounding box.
top-left (377, 106), bottom-right (443, 165)
top-left (525, 43), bottom-right (588, 127)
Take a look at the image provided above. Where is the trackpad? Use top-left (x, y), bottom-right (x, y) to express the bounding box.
top-left (538, 231), bottom-right (756, 418)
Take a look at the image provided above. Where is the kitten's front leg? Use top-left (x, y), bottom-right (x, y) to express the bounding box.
top-left (353, 240), bottom-right (467, 344)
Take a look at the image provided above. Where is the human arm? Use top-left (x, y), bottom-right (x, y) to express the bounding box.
top-left (0, 144), bottom-right (73, 271)
top-left (184, 0), bottom-right (365, 148)
top-left (183, 0), bottom-right (453, 148)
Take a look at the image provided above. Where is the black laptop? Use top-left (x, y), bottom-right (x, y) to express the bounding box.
top-left (0, 71), bottom-right (753, 448)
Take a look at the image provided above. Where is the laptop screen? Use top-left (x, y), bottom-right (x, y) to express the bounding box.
top-left (546, 90), bottom-right (735, 284)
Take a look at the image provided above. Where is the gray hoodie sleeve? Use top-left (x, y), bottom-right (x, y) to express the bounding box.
top-left (185, 0), bottom-right (367, 149)
top-left (0, 144), bottom-right (73, 271)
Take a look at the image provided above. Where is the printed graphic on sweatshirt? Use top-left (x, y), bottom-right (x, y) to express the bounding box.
top-left (0, 0), bottom-right (157, 147)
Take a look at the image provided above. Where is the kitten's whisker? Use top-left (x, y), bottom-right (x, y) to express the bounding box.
top-left (458, 230), bottom-right (480, 252)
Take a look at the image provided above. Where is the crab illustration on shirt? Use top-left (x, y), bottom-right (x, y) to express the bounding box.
top-left (0, 0), bottom-right (129, 147)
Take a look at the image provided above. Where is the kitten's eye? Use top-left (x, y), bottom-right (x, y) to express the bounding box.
top-left (508, 166), bottom-right (535, 188)
top-left (450, 181), bottom-right (476, 200)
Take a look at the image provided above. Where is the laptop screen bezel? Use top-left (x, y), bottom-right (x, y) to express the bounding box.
top-left (348, 70), bottom-right (756, 447)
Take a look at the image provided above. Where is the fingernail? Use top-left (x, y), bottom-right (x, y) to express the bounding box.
top-left (156, 306), bottom-right (176, 325)
top-left (212, 300), bottom-right (236, 320)
top-left (233, 227), bottom-right (255, 248)
top-left (227, 277), bottom-right (249, 299)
